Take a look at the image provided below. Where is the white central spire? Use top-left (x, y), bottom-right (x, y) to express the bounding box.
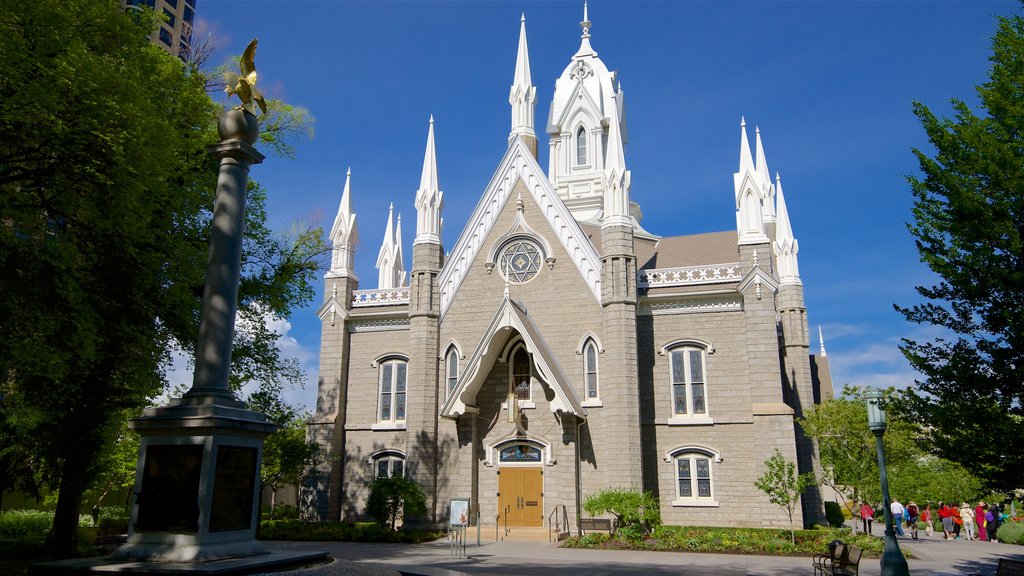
top-left (328, 167), bottom-right (358, 278)
top-left (509, 13), bottom-right (537, 155)
top-left (574, 1), bottom-right (597, 59)
top-left (415, 115), bottom-right (443, 245)
top-left (755, 127), bottom-right (776, 226)
top-left (376, 203), bottom-right (406, 288)
top-left (773, 172), bottom-right (801, 285)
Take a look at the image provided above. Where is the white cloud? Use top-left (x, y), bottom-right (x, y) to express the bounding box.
top-left (160, 314), bottom-right (320, 414)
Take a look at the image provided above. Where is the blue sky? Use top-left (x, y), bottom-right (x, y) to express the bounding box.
top-left (187, 0), bottom-right (1015, 412)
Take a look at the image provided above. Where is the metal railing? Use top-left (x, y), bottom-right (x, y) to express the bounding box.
top-left (496, 505), bottom-right (510, 541)
top-left (549, 504), bottom-right (569, 542)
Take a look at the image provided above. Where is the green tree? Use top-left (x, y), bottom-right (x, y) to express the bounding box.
top-left (800, 386), bottom-right (983, 514)
top-left (895, 13), bottom-right (1024, 491)
top-left (799, 386), bottom-right (920, 519)
top-left (582, 488), bottom-right (661, 538)
top-left (755, 449), bottom-right (815, 544)
top-left (0, 0), bottom-right (324, 556)
top-left (246, 385), bottom-right (319, 517)
top-left (366, 476), bottom-right (428, 531)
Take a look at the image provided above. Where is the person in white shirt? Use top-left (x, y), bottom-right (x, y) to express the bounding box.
top-left (891, 499), bottom-right (906, 537)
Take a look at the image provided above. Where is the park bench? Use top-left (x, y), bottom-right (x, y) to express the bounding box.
top-left (970, 558), bottom-right (1024, 576)
top-left (814, 543), bottom-right (862, 576)
top-left (813, 542), bottom-right (845, 576)
top-left (579, 517), bottom-right (615, 535)
top-left (93, 533), bottom-right (126, 554)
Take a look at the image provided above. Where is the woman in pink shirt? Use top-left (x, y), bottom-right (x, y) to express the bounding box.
top-left (859, 501), bottom-right (874, 535)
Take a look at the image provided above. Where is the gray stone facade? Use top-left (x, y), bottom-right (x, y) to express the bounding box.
top-left (303, 11), bottom-right (830, 532)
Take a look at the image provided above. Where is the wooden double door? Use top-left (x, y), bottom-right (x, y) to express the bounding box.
top-left (497, 467), bottom-right (543, 527)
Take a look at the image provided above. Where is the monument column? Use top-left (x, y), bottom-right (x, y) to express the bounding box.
top-left (108, 42), bottom-right (321, 566)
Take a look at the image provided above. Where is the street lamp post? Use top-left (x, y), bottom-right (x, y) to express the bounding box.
top-left (865, 388), bottom-right (909, 576)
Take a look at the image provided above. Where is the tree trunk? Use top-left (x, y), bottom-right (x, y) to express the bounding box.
top-left (50, 469), bottom-right (88, 558)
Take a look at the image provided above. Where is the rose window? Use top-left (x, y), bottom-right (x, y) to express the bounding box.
top-left (499, 239), bottom-right (542, 284)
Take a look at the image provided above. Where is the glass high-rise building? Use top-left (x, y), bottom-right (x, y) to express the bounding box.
top-left (123, 0), bottom-right (196, 61)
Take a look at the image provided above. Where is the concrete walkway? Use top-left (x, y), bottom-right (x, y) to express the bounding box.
top-left (264, 534), bottom-right (1024, 576)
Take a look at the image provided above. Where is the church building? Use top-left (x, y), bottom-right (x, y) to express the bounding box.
top-left (305, 7), bottom-right (831, 531)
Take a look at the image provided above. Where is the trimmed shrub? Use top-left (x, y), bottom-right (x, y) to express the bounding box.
top-left (366, 476), bottom-right (428, 531)
top-left (824, 502), bottom-right (846, 528)
top-left (582, 488), bottom-right (661, 538)
top-left (995, 520), bottom-right (1024, 545)
top-left (562, 525), bottom-right (892, 557)
top-left (257, 520), bottom-right (441, 543)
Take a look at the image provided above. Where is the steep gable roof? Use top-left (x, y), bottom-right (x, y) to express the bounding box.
top-left (440, 296), bottom-right (586, 420)
top-left (437, 136), bottom-right (602, 318)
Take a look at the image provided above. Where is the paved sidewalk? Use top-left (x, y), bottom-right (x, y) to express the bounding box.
top-left (264, 535), bottom-right (1024, 576)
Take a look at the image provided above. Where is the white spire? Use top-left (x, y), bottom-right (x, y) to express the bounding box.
top-left (376, 204), bottom-right (406, 288)
top-left (773, 173), bottom-right (801, 285)
top-left (818, 325), bottom-right (827, 357)
top-left (415, 115), bottom-right (443, 245)
top-left (395, 213), bottom-right (406, 286)
top-left (603, 106), bottom-right (631, 228)
top-left (739, 117), bottom-right (754, 174)
top-left (734, 118), bottom-right (768, 245)
top-left (509, 13), bottom-right (537, 150)
top-left (574, 1), bottom-right (597, 58)
top-left (328, 167), bottom-right (358, 278)
top-left (755, 127), bottom-right (776, 225)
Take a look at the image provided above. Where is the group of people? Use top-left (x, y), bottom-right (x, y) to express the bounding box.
top-left (856, 499), bottom-right (1006, 542)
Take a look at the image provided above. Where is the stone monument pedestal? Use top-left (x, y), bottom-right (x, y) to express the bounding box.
top-left (110, 398), bottom-right (276, 563)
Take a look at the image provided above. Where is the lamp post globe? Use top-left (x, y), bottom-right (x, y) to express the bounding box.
top-left (865, 388), bottom-right (909, 576)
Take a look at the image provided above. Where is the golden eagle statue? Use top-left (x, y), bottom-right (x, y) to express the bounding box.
top-left (224, 39), bottom-right (267, 116)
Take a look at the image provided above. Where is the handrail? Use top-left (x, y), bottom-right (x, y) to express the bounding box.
top-left (496, 505), bottom-right (510, 541)
top-left (548, 504), bottom-right (569, 542)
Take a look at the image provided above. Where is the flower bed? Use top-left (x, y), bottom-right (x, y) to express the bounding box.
top-left (563, 526), bottom-right (889, 557)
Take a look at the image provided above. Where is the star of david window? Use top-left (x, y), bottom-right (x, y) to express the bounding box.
top-left (499, 239), bottom-right (543, 284)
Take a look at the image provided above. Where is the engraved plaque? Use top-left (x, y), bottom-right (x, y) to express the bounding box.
top-left (136, 444), bottom-right (203, 533)
top-left (209, 446), bottom-right (257, 532)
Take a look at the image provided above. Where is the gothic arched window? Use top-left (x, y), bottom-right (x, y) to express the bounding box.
top-left (511, 345), bottom-right (532, 402)
top-left (378, 358), bottom-right (407, 423)
top-left (583, 339), bottom-right (599, 400)
top-left (445, 347), bottom-right (459, 399)
top-left (576, 126), bottom-right (587, 166)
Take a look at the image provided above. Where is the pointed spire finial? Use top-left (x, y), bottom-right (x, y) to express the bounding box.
top-left (510, 12), bottom-right (537, 154)
top-left (415, 115), bottom-right (443, 245)
top-left (582, 1), bottom-right (591, 38)
top-left (329, 165), bottom-right (358, 277)
top-left (739, 117), bottom-right (754, 173)
top-left (819, 325), bottom-right (827, 357)
top-left (755, 126), bottom-right (771, 186)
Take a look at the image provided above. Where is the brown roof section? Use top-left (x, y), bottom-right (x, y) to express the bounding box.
top-left (576, 225), bottom-right (739, 270)
top-left (639, 230), bottom-right (739, 269)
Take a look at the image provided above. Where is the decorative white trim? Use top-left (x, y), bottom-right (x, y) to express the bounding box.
top-left (441, 339), bottom-right (466, 361)
top-left (658, 338), bottom-right (714, 356)
top-left (370, 422), bottom-right (406, 431)
top-left (370, 352), bottom-right (410, 368)
top-left (367, 448), bottom-right (406, 463)
top-left (485, 437), bottom-right (554, 467)
top-left (575, 331), bottom-right (605, 355)
top-left (665, 444), bottom-right (722, 462)
top-left (350, 318), bottom-right (410, 333)
top-left (638, 263), bottom-right (742, 289)
top-left (672, 499), bottom-right (720, 508)
top-left (667, 415), bottom-right (715, 426)
top-left (640, 297), bottom-right (742, 316)
top-left (352, 288), bottom-right (410, 307)
top-left (438, 138), bottom-right (601, 318)
top-left (581, 399), bottom-right (603, 408)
